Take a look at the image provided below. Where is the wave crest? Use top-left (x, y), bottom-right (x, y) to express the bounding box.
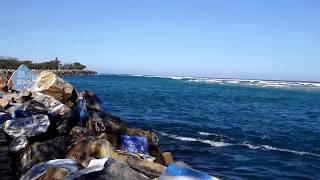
top-left (159, 132), bottom-right (231, 147)
top-left (127, 74), bottom-right (320, 90)
top-left (159, 132), bottom-right (320, 157)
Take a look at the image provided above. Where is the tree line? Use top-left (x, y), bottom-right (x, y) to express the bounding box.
top-left (0, 57), bottom-right (86, 70)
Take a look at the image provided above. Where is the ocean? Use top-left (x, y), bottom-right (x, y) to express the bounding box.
top-left (64, 75), bottom-right (320, 179)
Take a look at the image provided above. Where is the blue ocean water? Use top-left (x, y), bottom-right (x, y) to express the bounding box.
top-left (65, 75), bottom-right (320, 179)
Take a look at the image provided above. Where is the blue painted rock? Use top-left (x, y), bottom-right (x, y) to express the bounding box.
top-left (7, 64), bottom-right (36, 92)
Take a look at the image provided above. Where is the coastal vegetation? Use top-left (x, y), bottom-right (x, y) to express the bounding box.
top-left (0, 56), bottom-right (86, 70)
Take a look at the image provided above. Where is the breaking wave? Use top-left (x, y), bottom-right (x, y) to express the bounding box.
top-left (159, 132), bottom-right (320, 157)
top-left (187, 78), bottom-right (320, 90)
top-left (127, 74), bottom-right (320, 90)
top-left (241, 142), bottom-right (320, 157)
top-left (159, 132), bottom-right (232, 147)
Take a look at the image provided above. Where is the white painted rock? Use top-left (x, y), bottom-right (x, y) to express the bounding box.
top-left (3, 114), bottom-right (50, 138)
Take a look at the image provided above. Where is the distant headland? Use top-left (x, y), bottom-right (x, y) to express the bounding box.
top-left (0, 56), bottom-right (97, 76)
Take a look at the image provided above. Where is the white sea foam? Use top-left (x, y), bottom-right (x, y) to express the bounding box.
top-left (241, 142), bottom-right (320, 157)
top-left (198, 131), bottom-right (221, 136)
top-left (187, 78), bottom-right (320, 90)
top-left (159, 132), bottom-right (231, 147)
top-left (126, 74), bottom-right (320, 90)
top-left (160, 132), bottom-right (320, 157)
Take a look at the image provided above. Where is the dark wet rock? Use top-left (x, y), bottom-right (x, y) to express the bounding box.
top-left (0, 112), bottom-right (10, 124)
top-left (69, 126), bottom-right (94, 142)
top-left (19, 100), bottom-right (47, 114)
top-left (70, 159), bottom-right (150, 180)
top-left (13, 109), bottom-right (37, 118)
top-left (38, 167), bottom-right (70, 180)
top-left (5, 103), bottom-right (22, 115)
top-left (56, 119), bottom-right (70, 136)
top-left (20, 159), bottom-right (80, 180)
top-left (20, 90), bottom-right (33, 102)
top-left (0, 106), bottom-right (5, 112)
top-left (67, 137), bottom-right (115, 166)
top-left (66, 136), bottom-right (95, 166)
top-left (9, 136), bottom-right (29, 153)
top-left (20, 137), bottom-right (71, 174)
top-left (126, 156), bottom-right (166, 179)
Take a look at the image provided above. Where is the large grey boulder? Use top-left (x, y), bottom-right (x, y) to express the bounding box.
top-left (20, 137), bottom-right (71, 174)
top-left (68, 159), bottom-right (150, 180)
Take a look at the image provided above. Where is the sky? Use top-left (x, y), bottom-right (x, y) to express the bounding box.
top-left (0, 0), bottom-right (319, 81)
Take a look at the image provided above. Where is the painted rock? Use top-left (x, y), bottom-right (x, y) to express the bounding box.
top-left (7, 64), bottom-right (36, 92)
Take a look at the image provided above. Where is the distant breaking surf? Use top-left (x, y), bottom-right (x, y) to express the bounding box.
top-left (126, 74), bottom-right (320, 91)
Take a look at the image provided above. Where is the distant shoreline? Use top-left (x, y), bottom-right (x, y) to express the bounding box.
top-left (0, 69), bottom-right (97, 76)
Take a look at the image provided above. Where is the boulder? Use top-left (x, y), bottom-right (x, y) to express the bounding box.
top-left (69, 126), bottom-right (94, 142)
top-left (66, 136), bottom-right (95, 166)
top-left (5, 103), bottom-right (22, 115)
top-left (55, 119), bottom-right (70, 136)
top-left (32, 71), bottom-right (77, 107)
top-left (0, 112), bottom-right (10, 124)
top-left (38, 167), bottom-right (70, 180)
top-left (20, 159), bottom-right (80, 180)
top-left (0, 96), bottom-right (10, 108)
top-left (20, 90), bottom-right (33, 101)
top-left (67, 159), bottom-right (150, 180)
top-left (67, 137), bottom-right (115, 166)
top-left (9, 136), bottom-right (29, 153)
top-left (19, 100), bottom-right (47, 114)
top-left (126, 156), bottom-right (166, 179)
top-left (7, 64), bottom-right (36, 92)
top-left (90, 138), bottom-right (115, 159)
top-left (3, 114), bottom-right (50, 138)
top-left (162, 152), bottom-right (174, 166)
top-left (101, 118), bottom-right (165, 165)
top-left (21, 137), bottom-right (71, 174)
top-left (33, 93), bottom-right (63, 111)
top-left (0, 70), bottom-right (9, 92)
top-left (51, 104), bottom-right (72, 118)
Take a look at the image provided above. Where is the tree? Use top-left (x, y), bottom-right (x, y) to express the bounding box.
top-left (0, 57), bottom-right (87, 70)
top-left (72, 62), bottom-right (86, 70)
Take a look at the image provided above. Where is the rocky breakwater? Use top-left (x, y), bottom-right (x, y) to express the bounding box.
top-left (0, 65), bottom-right (217, 180)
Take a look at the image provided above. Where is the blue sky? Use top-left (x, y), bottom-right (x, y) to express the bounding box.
top-left (0, 0), bottom-right (319, 81)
